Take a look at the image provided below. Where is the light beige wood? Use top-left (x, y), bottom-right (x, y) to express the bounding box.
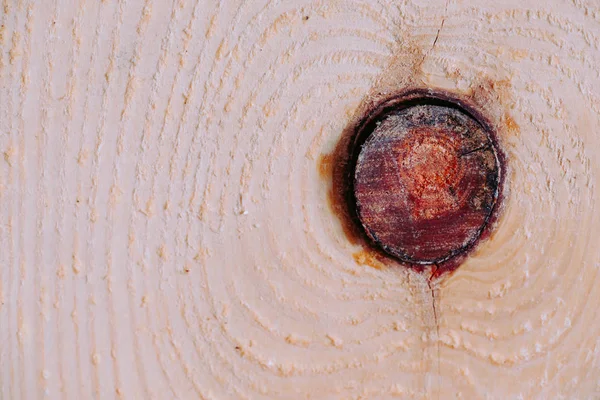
top-left (1, 0), bottom-right (600, 398)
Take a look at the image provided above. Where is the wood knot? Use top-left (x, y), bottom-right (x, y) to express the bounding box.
top-left (353, 99), bottom-right (502, 265)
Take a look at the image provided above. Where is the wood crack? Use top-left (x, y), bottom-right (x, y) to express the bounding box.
top-left (422, 0), bottom-right (449, 64)
top-left (428, 265), bottom-right (441, 400)
top-left (460, 143), bottom-right (492, 157)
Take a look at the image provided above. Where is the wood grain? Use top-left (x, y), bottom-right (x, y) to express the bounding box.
top-left (1, 0), bottom-right (600, 399)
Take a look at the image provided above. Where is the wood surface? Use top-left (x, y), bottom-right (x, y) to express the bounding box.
top-left (1, 0), bottom-right (600, 399)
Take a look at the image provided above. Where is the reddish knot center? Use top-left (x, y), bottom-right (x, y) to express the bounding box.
top-left (397, 130), bottom-right (465, 220)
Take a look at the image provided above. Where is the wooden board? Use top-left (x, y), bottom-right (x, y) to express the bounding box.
top-left (1, 0), bottom-right (600, 398)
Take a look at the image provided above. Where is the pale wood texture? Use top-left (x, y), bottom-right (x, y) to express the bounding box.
top-left (1, 0), bottom-right (600, 399)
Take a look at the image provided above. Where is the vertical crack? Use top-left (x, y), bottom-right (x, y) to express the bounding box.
top-left (430, 17), bottom-right (445, 53)
top-left (428, 265), bottom-right (441, 400)
top-left (421, 0), bottom-right (450, 64)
